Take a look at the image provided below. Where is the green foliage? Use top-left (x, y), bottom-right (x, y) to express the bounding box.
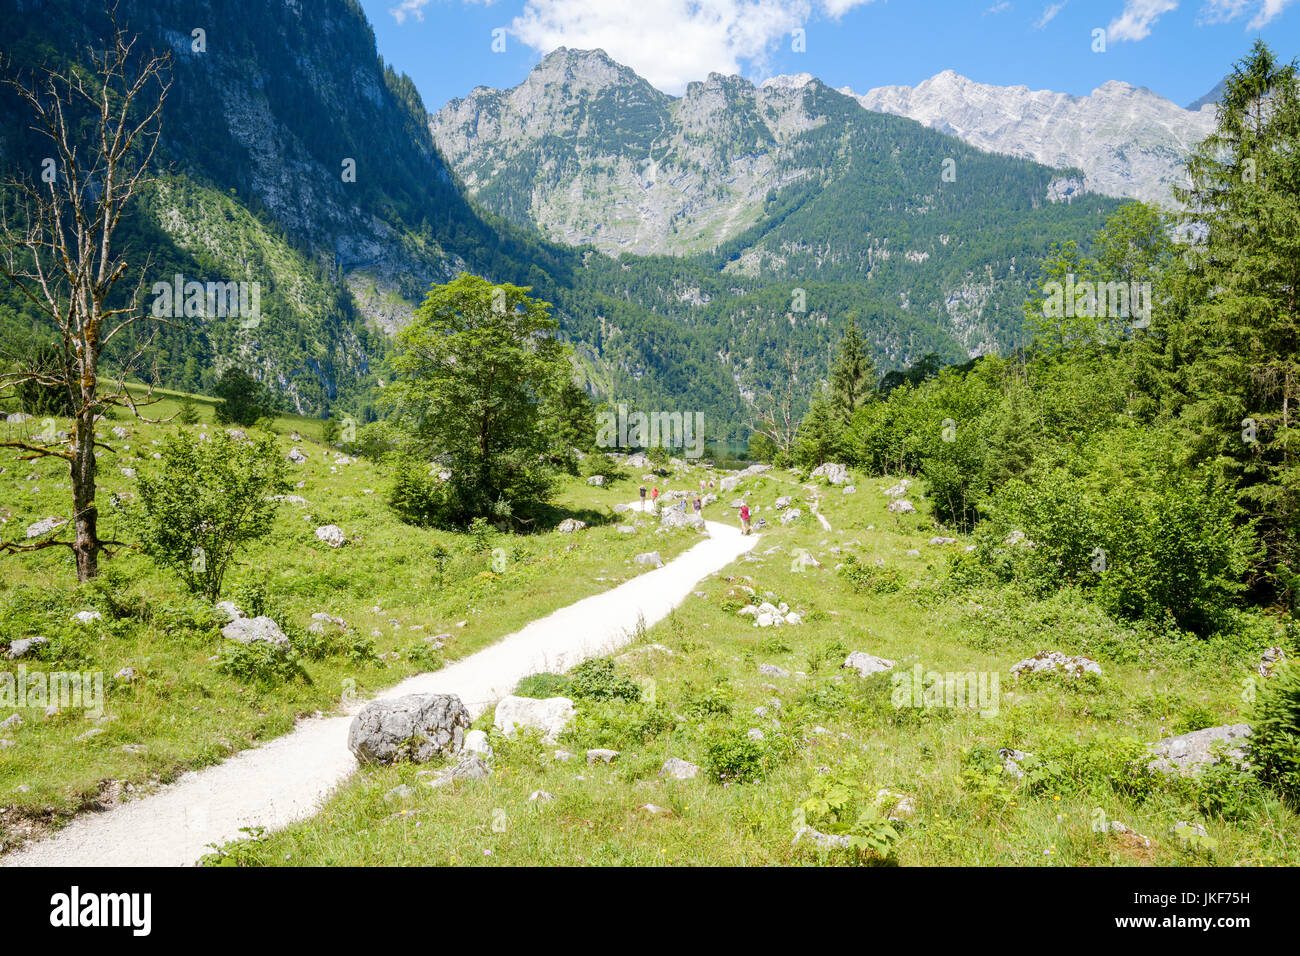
top-left (567, 657), bottom-right (641, 703)
top-left (133, 431), bottom-right (290, 600)
top-left (1248, 661), bottom-right (1300, 804)
top-left (837, 555), bottom-right (902, 595)
top-left (383, 275), bottom-right (568, 526)
top-left (214, 641), bottom-right (309, 689)
top-left (213, 368), bottom-right (277, 427)
top-left (791, 771), bottom-right (902, 861)
top-left (704, 728), bottom-right (766, 783)
top-left (177, 398), bottom-right (200, 426)
top-left (514, 672), bottom-right (573, 698)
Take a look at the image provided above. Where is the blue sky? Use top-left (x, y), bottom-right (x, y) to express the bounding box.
top-left (360, 0), bottom-right (1298, 110)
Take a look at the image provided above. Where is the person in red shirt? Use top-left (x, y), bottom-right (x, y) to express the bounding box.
top-left (651, 487), bottom-right (659, 506)
top-left (739, 503), bottom-right (751, 535)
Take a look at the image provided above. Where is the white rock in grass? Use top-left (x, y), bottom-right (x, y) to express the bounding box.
top-left (25, 517), bottom-right (65, 538)
top-left (221, 616), bottom-right (289, 648)
top-left (6, 637), bottom-right (47, 660)
top-left (587, 475), bottom-right (606, 486)
top-left (660, 757), bottom-right (701, 780)
top-left (887, 499), bottom-right (915, 515)
top-left (71, 610), bottom-right (101, 625)
top-left (348, 693), bottom-right (471, 765)
top-left (493, 695), bottom-right (575, 743)
top-left (758, 664), bottom-right (790, 678)
top-left (1010, 650), bottom-right (1101, 678)
top-left (425, 754), bottom-right (492, 787)
top-left (634, 551), bottom-right (664, 568)
top-left (586, 748), bottom-right (618, 764)
top-left (843, 652), bottom-right (896, 677)
top-left (287, 447), bottom-right (308, 464)
top-left (810, 462), bottom-right (849, 485)
top-left (557, 518), bottom-right (586, 533)
top-left (463, 729), bottom-right (494, 759)
top-left (314, 525), bottom-right (346, 547)
top-left (929, 536), bottom-right (956, 545)
top-left (529, 790), bottom-right (555, 803)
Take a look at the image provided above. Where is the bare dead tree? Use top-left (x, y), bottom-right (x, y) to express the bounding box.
top-left (743, 347), bottom-right (810, 456)
top-left (0, 15), bottom-right (172, 580)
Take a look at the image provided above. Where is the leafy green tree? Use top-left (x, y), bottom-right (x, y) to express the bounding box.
top-left (321, 417), bottom-right (341, 445)
top-left (1172, 41), bottom-right (1300, 601)
top-left (794, 397), bottom-right (843, 468)
top-left (213, 367), bottom-right (277, 427)
top-left (134, 432), bottom-right (290, 600)
top-left (177, 397), bottom-right (200, 426)
top-left (383, 274), bottom-right (571, 525)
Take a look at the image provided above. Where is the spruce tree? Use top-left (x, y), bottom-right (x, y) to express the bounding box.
top-left (830, 314), bottom-right (874, 421)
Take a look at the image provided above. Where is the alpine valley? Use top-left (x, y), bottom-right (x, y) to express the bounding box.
top-left (0, 0), bottom-right (1217, 437)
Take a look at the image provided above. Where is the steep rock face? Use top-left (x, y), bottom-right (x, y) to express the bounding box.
top-left (432, 49), bottom-right (829, 256)
top-left (845, 70), bottom-right (1214, 205)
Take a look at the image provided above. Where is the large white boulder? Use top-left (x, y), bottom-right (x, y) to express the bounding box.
top-left (348, 693), bottom-right (471, 765)
top-left (221, 616), bottom-right (289, 648)
top-left (493, 695), bottom-right (575, 743)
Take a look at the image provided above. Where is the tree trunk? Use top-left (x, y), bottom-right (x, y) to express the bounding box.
top-left (71, 408), bottom-right (100, 581)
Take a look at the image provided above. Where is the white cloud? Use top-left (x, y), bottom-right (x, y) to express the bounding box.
top-left (1034, 1), bottom-right (1068, 29)
top-left (1107, 0), bottom-right (1179, 42)
top-left (389, 0), bottom-right (432, 24)
top-left (509, 0), bottom-right (880, 94)
top-left (985, 1), bottom-right (1013, 13)
top-left (1248, 0), bottom-right (1298, 27)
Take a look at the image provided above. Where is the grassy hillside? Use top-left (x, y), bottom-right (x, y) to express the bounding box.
top-left (200, 466), bottom-right (1296, 866)
top-left (0, 402), bottom-right (706, 849)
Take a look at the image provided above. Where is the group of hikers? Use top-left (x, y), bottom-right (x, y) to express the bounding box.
top-left (636, 479), bottom-right (752, 535)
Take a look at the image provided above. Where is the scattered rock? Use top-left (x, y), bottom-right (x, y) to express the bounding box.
top-left (71, 610), bottom-right (101, 625)
top-left (463, 729), bottom-right (494, 759)
top-left (314, 525), bottom-right (346, 547)
top-left (617, 525), bottom-right (637, 534)
top-left (746, 728), bottom-right (765, 741)
top-left (221, 616), bottom-right (289, 648)
top-left (0, 714), bottom-right (23, 730)
top-left (774, 496), bottom-right (793, 510)
top-left (660, 757), bottom-right (700, 780)
top-left (348, 693), bottom-right (472, 765)
top-left (1147, 724), bottom-right (1251, 776)
top-left (113, 667), bottom-right (136, 682)
top-left (1010, 650), bottom-right (1102, 678)
top-left (634, 551), bottom-right (664, 568)
top-left (638, 803), bottom-right (672, 816)
top-left (586, 748), bottom-right (619, 764)
top-left (529, 790), bottom-right (555, 803)
top-left (1259, 646), bottom-right (1286, 678)
top-left (792, 825), bottom-right (852, 850)
top-left (843, 485), bottom-right (856, 495)
top-left (586, 475), bottom-right (606, 487)
top-left (425, 754), bottom-right (492, 788)
top-left (810, 462), bottom-right (849, 485)
top-left (287, 447), bottom-right (308, 464)
top-left (494, 695), bottom-right (575, 743)
top-left (25, 517), bottom-right (65, 538)
top-left (660, 508), bottom-right (705, 531)
top-left (384, 784), bottom-right (415, 802)
top-left (929, 536), bottom-right (957, 545)
top-left (843, 651), bottom-right (896, 677)
top-left (999, 748), bottom-right (1030, 779)
top-left (758, 664), bottom-right (790, 678)
top-left (557, 518), bottom-right (586, 533)
top-left (887, 499), bottom-right (915, 515)
top-left (6, 637), bottom-right (47, 660)
top-left (883, 480), bottom-right (911, 498)
top-left (779, 509), bottom-right (802, 525)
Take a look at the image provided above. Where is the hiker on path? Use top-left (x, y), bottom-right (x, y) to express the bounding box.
top-left (651, 487), bottom-right (659, 508)
top-left (639, 485), bottom-right (647, 511)
top-left (693, 496), bottom-right (702, 515)
top-left (739, 503), bottom-right (751, 535)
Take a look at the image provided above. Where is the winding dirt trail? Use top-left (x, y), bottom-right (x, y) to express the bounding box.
top-left (3, 509), bottom-right (757, 867)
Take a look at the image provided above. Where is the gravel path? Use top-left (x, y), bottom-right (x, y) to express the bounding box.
top-left (3, 509), bottom-right (757, 867)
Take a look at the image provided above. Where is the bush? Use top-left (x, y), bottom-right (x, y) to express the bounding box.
top-left (213, 367), bottom-right (277, 426)
top-left (214, 642), bottom-right (309, 688)
top-left (1248, 660), bottom-right (1300, 804)
top-left (133, 431), bottom-right (290, 600)
top-left (568, 657), bottom-right (641, 703)
top-left (837, 555), bottom-right (902, 595)
top-left (704, 729), bottom-right (766, 784)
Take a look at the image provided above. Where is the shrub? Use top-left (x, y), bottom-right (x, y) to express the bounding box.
top-left (567, 657), bottom-right (641, 703)
top-left (214, 642), bottom-right (309, 688)
top-left (1248, 660), bottom-right (1300, 804)
top-left (213, 367), bottom-right (277, 426)
top-left (704, 729), bottom-right (766, 783)
top-left (791, 772), bottom-right (902, 862)
top-left (133, 431), bottom-right (290, 600)
top-left (837, 555), bottom-right (902, 595)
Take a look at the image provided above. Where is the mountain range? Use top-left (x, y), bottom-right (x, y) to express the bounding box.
top-left (3, 1), bottom-right (1217, 437)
